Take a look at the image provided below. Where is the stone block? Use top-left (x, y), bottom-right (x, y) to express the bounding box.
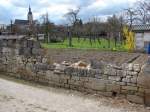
top-left (138, 87), bottom-right (145, 93)
top-left (131, 71), bottom-right (138, 76)
top-left (78, 87), bottom-right (85, 92)
top-left (68, 79), bottom-right (83, 86)
top-left (59, 78), bottom-right (68, 84)
top-left (79, 77), bottom-right (89, 82)
top-left (112, 65), bottom-right (122, 70)
top-left (2, 47), bottom-right (11, 53)
top-left (64, 84), bottom-right (70, 89)
top-left (106, 84), bottom-right (121, 93)
top-left (42, 57), bottom-right (47, 63)
top-left (87, 69), bottom-right (96, 77)
top-left (126, 71), bottom-right (131, 75)
top-left (122, 76), bottom-right (132, 83)
top-left (122, 86), bottom-right (138, 91)
top-left (89, 78), bottom-right (108, 83)
top-left (127, 83), bottom-right (137, 87)
top-left (133, 64), bottom-right (141, 72)
top-left (34, 63), bottom-right (49, 72)
top-left (27, 40), bottom-right (33, 48)
top-left (53, 70), bottom-right (64, 75)
top-left (97, 91), bottom-right (113, 97)
top-left (85, 88), bottom-right (96, 94)
top-left (33, 41), bottom-right (41, 48)
top-left (2, 40), bottom-right (8, 47)
top-left (117, 70), bottom-right (123, 76)
top-left (24, 48), bottom-right (32, 56)
top-left (104, 66), bottom-right (111, 75)
top-left (95, 69), bottom-right (103, 74)
top-left (27, 58), bottom-right (32, 63)
top-left (90, 60), bottom-right (105, 69)
top-left (110, 68), bottom-right (117, 76)
top-left (127, 95), bottom-right (144, 104)
top-left (145, 93), bottom-right (150, 106)
top-left (31, 58), bottom-right (37, 62)
top-left (145, 89), bottom-right (150, 94)
top-left (20, 40), bottom-right (27, 48)
top-left (130, 77), bottom-right (137, 84)
top-left (71, 76), bottom-right (80, 81)
top-left (121, 89), bottom-right (128, 94)
top-left (127, 63), bottom-right (133, 71)
top-left (104, 65), bottom-right (117, 76)
top-left (69, 85), bottom-right (78, 90)
top-left (50, 74), bottom-right (60, 83)
top-left (145, 89), bottom-right (150, 106)
top-left (137, 67), bottom-right (150, 89)
top-left (85, 78), bottom-right (107, 91)
top-left (101, 75), bottom-right (108, 80)
top-left (7, 40), bottom-right (13, 47)
top-left (95, 75), bottom-right (102, 79)
top-left (122, 77), bottom-right (130, 83)
top-left (64, 67), bottom-right (74, 75)
top-left (108, 76), bottom-right (121, 81)
top-left (135, 92), bottom-right (144, 97)
top-left (26, 63), bottom-right (33, 71)
top-left (32, 48), bottom-right (41, 55)
top-left (14, 49), bottom-right (19, 55)
top-left (46, 70), bottom-right (53, 78)
top-left (116, 82), bottom-right (126, 86)
top-left (60, 74), bottom-right (70, 80)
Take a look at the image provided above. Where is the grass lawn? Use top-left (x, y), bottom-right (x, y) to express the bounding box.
top-left (41, 38), bottom-right (126, 51)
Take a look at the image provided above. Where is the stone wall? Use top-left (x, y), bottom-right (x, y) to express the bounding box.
top-left (0, 38), bottom-right (150, 106)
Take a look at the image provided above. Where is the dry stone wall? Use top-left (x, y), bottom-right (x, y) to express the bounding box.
top-left (0, 38), bottom-right (150, 106)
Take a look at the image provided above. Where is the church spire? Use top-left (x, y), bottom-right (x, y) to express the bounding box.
top-left (28, 5), bottom-right (32, 14)
top-left (29, 5), bottom-right (31, 12)
top-left (28, 5), bottom-right (33, 24)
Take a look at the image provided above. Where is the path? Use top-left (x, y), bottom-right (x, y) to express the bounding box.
top-left (0, 76), bottom-right (149, 112)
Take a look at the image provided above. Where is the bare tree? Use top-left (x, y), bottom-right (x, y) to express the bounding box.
top-left (107, 15), bottom-right (122, 47)
top-left (65, 8), bottom-right (81, 25)
top-left (64, 7), bottom-right (81, 47)
top-left (135, 0), bottom-right (150, 24)
top-left (124, 8), bottom-right (138, 29)
top-left (40, 13), bottom-right (55, 43)
top-left (118, 15), bottom-right (126, 44)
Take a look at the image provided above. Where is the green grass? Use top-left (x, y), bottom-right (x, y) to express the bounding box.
top-left (41, 38), bottom-right (126, 51)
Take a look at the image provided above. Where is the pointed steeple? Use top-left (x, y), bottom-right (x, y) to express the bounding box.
top-left (29, 5), bottom-right (31, 12)
top-left (28, 5), bottom-right (32, 14)
top-left (27, 5), bottom-right (33, 24)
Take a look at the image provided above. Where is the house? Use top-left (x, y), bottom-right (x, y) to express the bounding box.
top-left (132, 24), bottom-right (150, 51)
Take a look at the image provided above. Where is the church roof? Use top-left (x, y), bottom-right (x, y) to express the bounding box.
top-left (14, 19), bottom-right (29, 25)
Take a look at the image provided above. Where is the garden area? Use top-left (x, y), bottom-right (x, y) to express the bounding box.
top-left (42, 38), bottom-right (126, 51)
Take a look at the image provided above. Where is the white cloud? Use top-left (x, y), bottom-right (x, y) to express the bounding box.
top-left (0, 0), bottom-right (139, 24)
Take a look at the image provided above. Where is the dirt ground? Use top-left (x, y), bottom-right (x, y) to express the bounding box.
top-left (45, 49), bottom-right (148, 65)
top-left (0, 76), bottom-right (149, 112)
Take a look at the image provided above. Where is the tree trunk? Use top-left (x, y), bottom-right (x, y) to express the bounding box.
top-left (68, 31), bottom-right (72, 47)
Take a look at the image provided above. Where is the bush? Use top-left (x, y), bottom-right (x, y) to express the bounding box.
top-left (50, 37), bottom-right (62, 43)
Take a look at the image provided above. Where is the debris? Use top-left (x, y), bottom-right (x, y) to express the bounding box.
top-left (70, 61), bottom-right (91, 69)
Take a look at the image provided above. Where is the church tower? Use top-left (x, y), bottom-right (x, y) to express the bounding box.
top-left (27, 5), bottom-right (33, 25)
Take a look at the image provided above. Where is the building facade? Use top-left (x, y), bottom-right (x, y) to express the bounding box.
top-left (132, 24), bottom-right (150, 51)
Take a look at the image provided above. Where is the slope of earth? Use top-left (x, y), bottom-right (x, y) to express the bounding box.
top-left (45, 49), bottom-right (147, 66)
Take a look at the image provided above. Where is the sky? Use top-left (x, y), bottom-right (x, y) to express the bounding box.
top-left (0, 0), bottom-right (138, 25)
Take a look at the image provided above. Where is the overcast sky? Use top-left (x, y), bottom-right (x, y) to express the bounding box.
top-left (0, 0), bottom-right (138, 25)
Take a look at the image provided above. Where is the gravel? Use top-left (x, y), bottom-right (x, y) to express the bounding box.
top-left (0, 76), bottom-right (149, 112)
